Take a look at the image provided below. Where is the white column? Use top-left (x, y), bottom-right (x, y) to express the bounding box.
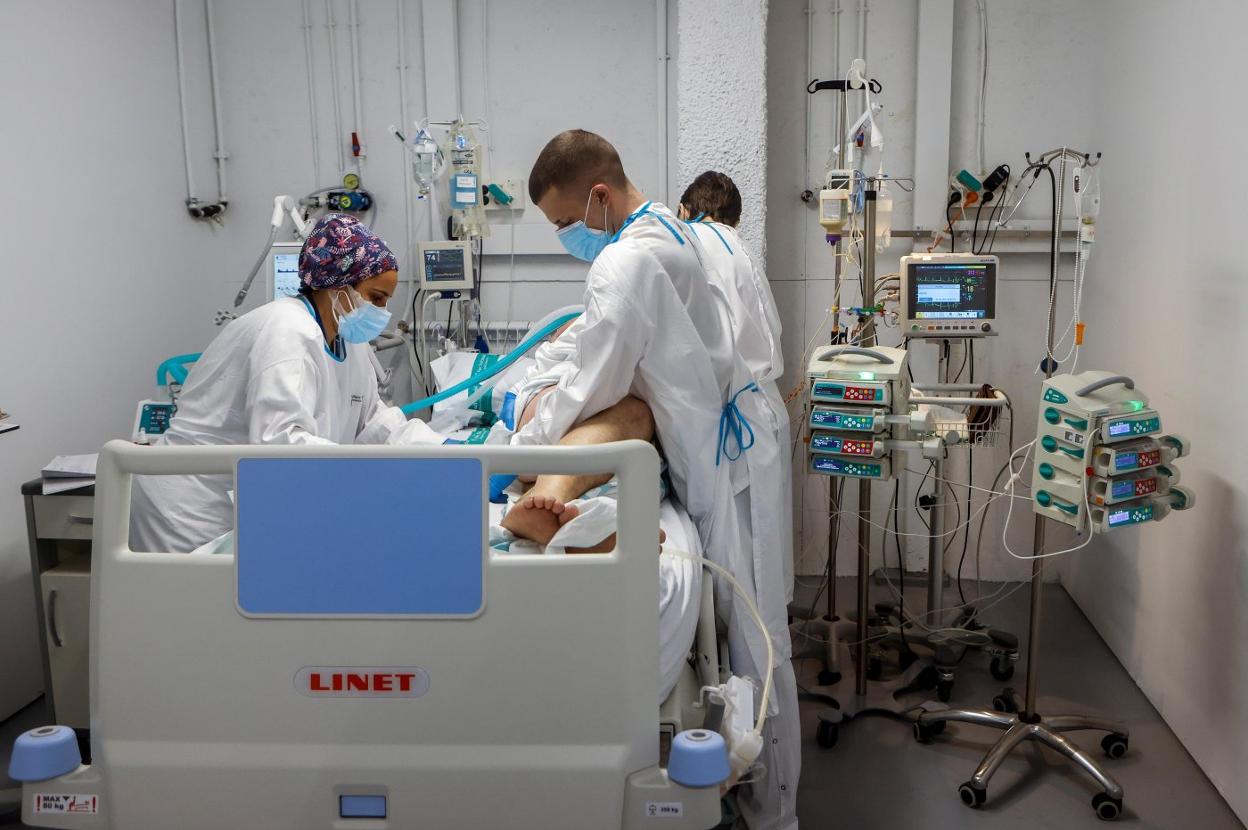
top-left (676, 0), bottom-right (769, 262)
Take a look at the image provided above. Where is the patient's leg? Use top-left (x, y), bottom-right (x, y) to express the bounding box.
top-left (501, 395), bottom-right (655, 545)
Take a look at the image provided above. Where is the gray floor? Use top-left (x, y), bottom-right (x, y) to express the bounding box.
top-left (1, 580), bottom-right (1242, 829)
top-left (793, 577), bottom-right (1244, 829)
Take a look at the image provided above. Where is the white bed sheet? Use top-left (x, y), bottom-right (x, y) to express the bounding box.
top-left (489, 497), bottom-right (702, 701)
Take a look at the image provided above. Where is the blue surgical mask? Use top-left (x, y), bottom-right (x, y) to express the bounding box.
top-left (333, 288), bottom-right (391, 344)
top-left (557, 191), bottom-right (612, 262)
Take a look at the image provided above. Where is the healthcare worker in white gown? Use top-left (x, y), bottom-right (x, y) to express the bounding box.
top-left (510, 130), bottom-right (799, 830)
top-left (129, 215), bottom-right (420, 553)
top-left (678, 171), bottom-right (794, 603)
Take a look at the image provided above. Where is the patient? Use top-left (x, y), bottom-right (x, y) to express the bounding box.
top-left (501, 391), bottom-right (657, 550)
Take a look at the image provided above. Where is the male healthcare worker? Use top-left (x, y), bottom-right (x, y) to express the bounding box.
top-left (130, 215), bottom-right (418, 553)
top-left (678, 171), bottom-right (794, 603)
top-left (506, 130), bottom-right (799, 830)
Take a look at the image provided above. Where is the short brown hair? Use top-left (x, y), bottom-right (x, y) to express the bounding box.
top-left (679, 171), bottom-right (742, 227)
top-left (529, 130), bottom-right (628, 204)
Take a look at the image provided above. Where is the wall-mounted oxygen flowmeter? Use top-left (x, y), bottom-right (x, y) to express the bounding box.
top-left (1032, 371), bottom-right (1193, 532)
top-left (900, 253), bottom-right (998, 337)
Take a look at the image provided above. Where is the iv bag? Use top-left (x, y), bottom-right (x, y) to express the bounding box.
top-left (411, 128), bottom-right (440, 196)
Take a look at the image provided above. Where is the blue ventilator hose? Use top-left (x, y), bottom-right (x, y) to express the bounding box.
top-left (400, 311), bottom-right (582, 415)
top-left (156, 353), bottom-right (203, 386)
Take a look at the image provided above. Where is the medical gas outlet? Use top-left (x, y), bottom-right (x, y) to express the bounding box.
top-left (806, 345), bottom-right (910, 480)
top-left (1032, 371), bottom-right (1193, 532)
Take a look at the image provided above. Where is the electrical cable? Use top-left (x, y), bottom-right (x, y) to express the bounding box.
top-left (887, 480), bottom-right (917, 659)
top-left (982, 195), bottom-right (1008, 254)
top-left (971, 199), bottom-right (987, 254)
top-left (955, 340), bottom-right (975, 606)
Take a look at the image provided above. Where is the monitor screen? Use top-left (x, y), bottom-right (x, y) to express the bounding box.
top-left (272, 249), bottom-right (302, 299)
top-left (908, 261), bottom-right (995, 321)
top-left (423, 247), bottom-right (467, 283)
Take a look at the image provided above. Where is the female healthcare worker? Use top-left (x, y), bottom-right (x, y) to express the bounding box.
top-left (130, 214), bottom-right (415, 552)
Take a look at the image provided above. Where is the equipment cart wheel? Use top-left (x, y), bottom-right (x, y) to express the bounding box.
top-left (913, 720), bottom-right (946, 744)
top-left (815, 720), bottom-right (839, 749)
top-left (1101, 733), bottom-right (1129, 759)
top-left (958, 782), bottom-right (987, 809)
top-left (1092, 792), bottom-right (1123, 821)
top-left (990, 656), bottom-right (1015, 681)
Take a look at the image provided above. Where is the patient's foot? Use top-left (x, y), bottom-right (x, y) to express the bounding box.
top-left (501, 493), bottom-right (571, 545)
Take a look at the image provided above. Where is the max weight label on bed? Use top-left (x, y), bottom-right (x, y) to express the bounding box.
top-left (33, 794), bottom-right (99, 814)
top-left (645, 802), bottom-right (684, 818)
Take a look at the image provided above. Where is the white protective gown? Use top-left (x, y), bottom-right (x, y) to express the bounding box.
top-left (684, 220), bottom-right (794, 602)
top-left (129, 296), bottom-right (416, 553)
top-left (510, 202), bottom-right (799, 830)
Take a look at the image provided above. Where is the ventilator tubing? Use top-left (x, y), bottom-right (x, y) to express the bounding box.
top-left (400, 311), bottom-right (582, 415)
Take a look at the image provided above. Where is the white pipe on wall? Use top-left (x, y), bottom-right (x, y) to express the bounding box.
top-left (396, 0), bottom-right (416, 322)
top-left (301, 0), bottom-right (322, 183)
top-left (173, 0), bottom-right (198, 202)
top-left (326, 0), bottom-right (346, 175)
top-left (348, 0), bottom-right (365, 173)
top-left (857, 0), bottom-right (867, 63)
top-left (203, 0), bottom-right (228, 202)
top-left (911, 0), bottom-right (954, 234)
top-left (656, 0), bottom-right (669, 202)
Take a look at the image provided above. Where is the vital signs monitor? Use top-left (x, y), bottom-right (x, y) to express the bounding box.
top-left (266, 241), bottom-right (304, 301)
top-left (417, 240), bottom-right (474, 291)
top-left (900, 253), bottom-right (998, 336)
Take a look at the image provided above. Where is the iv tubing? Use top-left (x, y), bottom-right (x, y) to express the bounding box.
top-left (665, 548), bottom-right (775, 738)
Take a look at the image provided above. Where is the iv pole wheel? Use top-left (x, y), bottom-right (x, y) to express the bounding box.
top-left (1101, 733), bottom-right (1129, 759)
top-left (1092, 792), bottom-right (1123, 821)
top-left (990, 656), bottom-right (1015, 681)
top-left (936, 678), bottom-right (954, 703)
top-left (815, 720), bottom-right (839, 749)
top-left (958, 782), bottom-right (987, 809)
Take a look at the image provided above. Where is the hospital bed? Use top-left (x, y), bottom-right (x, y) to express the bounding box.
top-left (9, 439), bottom-right (732, 829)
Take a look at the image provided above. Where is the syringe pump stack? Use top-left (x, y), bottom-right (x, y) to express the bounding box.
top-left (1032, 370), bottom-right (1193, 532)
top-left (805, 345), bottom-right (911, 480)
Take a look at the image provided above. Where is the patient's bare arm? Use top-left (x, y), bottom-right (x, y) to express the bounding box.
top-left (501, 395), bottom-right (656, 546)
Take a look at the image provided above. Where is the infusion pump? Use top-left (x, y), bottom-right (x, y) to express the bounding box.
top-left (1032, 370), bottom-right (1193, 532)
top-left (806, 345), bottom-right (910, 480)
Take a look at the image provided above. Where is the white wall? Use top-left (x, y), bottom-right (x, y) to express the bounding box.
top-left (767, 0), bottom-right (1098, 582)
top-left (0, 0), bottom-right (224, 718)
top-left (1057, 1), bottom-right (1248, 820)
top-left (207, 0), bottom-right (674, 408)
top-left (676, 0), bottom-right (768, 259)
top-left (0, 0), bottom-right (671, 715)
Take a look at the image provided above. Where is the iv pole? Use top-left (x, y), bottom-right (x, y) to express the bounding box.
top-left (914, 148), bottom-right (1129, 823)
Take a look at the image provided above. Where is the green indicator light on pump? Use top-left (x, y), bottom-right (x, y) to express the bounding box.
top-left (858, 371), bottom-right (876, 380)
